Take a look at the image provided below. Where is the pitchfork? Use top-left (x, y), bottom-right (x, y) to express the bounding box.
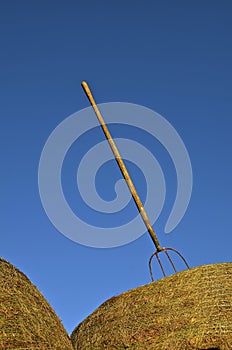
top-left (81, 81), bottom-right (190, 281)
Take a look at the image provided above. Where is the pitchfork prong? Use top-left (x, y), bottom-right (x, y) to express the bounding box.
top-left (149, 248), bottom-right (190, 281)
top-left (165, 250), bottom-right (177, 273)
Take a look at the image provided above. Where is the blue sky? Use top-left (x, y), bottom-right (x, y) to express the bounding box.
top-left (1, 1), bottom-right (232, 335)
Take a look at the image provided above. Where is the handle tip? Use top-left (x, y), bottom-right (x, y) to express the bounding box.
top-left (81, 81), bottom-right (88, 89)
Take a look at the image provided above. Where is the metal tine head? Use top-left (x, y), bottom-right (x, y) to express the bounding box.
top-left (149, 247), bottom-right (190, 281)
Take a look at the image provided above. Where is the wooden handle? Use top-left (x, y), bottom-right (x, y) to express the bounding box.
top-left (81, 81), bottom-right (162, 251)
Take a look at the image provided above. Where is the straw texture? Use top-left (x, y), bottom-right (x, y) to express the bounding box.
top-left (0, 257), bottom-right (73, 350)
top-left (71, 263), bottom-right (232, 350)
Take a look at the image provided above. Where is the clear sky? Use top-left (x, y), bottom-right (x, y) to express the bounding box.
top-left (1, 1), bottom-right (232, 335)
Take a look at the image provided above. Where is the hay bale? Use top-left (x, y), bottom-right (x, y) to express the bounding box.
top-left (71, 263), bottom-right (232, 350)
top-left (0, 257), bottom-right (73, 350)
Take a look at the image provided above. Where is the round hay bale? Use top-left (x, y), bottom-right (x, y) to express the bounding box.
top-left (0, 257), bottom-right (73, 350)
top-left (71, 263), bottom-right (232, 350)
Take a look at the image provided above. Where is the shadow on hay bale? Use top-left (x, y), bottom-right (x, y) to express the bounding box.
top-left (71, 263), bottom-right (232, 350)
top-left (0, 257), bottom-right (74, 350)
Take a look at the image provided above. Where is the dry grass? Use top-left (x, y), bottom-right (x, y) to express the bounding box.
top-left (71, 263), bottom-right (232, 350)
top-left (0, 257), bottom-right (74, 350)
